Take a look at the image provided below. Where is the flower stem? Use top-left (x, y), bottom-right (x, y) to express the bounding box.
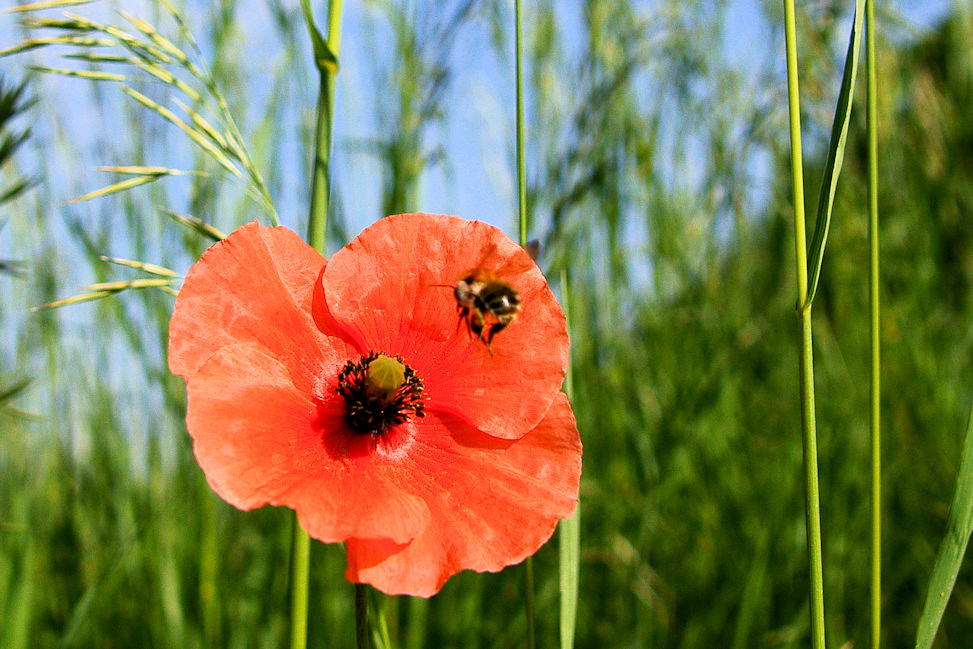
top-left (866, 0), bottom-right (881, 646)
top-left (782, 1), bottom-right (826, 648)
top-left (355, 583), bottom-right (371, 649)
top-left (307, 0), bottom-right (345, 254)
top-left (289, 513), bottom-right (311, 649)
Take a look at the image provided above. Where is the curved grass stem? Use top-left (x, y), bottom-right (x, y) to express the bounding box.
top-left (782, 1), bottom-right (826, 648)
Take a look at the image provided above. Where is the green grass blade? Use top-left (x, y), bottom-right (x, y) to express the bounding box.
top-left (120, 11), bottom-right (190, 64)
top-left (372, 597), bottom-right (393, 649)
top-left (3, 0), bottom-right (96, 13)
top-left (32, 279), bottom-right (174, 311)
top-left (173, 99), bottom-right (228, 148)
top-left (0, 77), bottom-right (38, 203)
top-left (0, 377), bottom-right (31, 403)
top-left (914, 397), bottom-right (973, 649)
top-left (119, 86), bottom-right (243, 179)
top-left (86, 278), bottom-right (175, 292)
top-left (161, 208), bottom-right (226, 242)
top-left (0, 178), bottom-right (36, 204)
top-left (0, 36), bottom-right (114, 58)
top-left (559, 268), bottom-right (579, 649)
top-left (62, 52), bottom-right (139, 64)
top-left (65, 173), bottom-right (165, 204)
top-left (131, 61), bottom-right (200, 100)
top-left (0, 259), bottom-right (26, 278)
top-left (20, 16), bottom-right (93, 30)
top-left (804, 0), bottom-right (865, 308)
top-left (29, 66), bottom-right (127, 82)
top-left (31, 290), bottom-right (113, 310)
top-left (64, 166), bottom-right (200, 204)
top-left (98, 256), bottom-right (177, 277)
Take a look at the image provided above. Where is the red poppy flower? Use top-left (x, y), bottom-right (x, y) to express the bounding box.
top-left (168, 213), bottom-right (581, 597)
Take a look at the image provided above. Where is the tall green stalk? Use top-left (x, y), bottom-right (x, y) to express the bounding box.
top-left (559, 268), bottom-right (580, 649)
top-left (307, 0), bottom-right (345, 252)
top-left (515, 0), bottom-right (528, 248)
top-left (866, 0), bottom-right (881, 646)
top-left (289, 515), bottom-right (311, 649)
top-left (291, 2), bottom-right (344, 648)
top-left (515, 2), bottom-right (535, 647)
top-left (782, 2), bottom-right (826, 648)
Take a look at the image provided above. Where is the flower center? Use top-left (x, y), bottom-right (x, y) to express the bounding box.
top-left (336, 352), bottom-right (426, 435)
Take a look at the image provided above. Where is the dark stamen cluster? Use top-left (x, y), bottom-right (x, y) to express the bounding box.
top-left (336, 351), bottom-right (426, 435)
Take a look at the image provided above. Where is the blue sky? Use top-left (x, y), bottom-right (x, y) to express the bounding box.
top-left (331, 0), bottom-right (953, 241)
top-left (0, 0), bottom-right (956, 260)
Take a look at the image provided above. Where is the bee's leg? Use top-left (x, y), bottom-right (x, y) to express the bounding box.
top-left (474, 323), bottom-right (500, 357)
top-left (470, 311), bottom-right (486, 342)
top-left (484, 320), bottom-right (510, 345)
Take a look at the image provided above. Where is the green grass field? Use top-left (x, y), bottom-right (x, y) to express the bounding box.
top-left (2, 1), bottom-right (973, 647)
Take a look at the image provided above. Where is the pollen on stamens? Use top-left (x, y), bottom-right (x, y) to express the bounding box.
top-left (336, 352), bottom-right (426, 435)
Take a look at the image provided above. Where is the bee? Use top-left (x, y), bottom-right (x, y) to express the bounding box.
top-left (451, 268), bottom-right (521, 354)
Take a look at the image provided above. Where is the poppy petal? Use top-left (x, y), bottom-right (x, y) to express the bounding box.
top-left (185, 342), bottom-right (431, 544)
top-left (170, 216), bottom-right (582, 596)
top-left (169, 221), bottom-right (346, 380)
top-left (344, 392), bottom-right (581, 597)
top-left (322, 213), bottom-right (568, 440)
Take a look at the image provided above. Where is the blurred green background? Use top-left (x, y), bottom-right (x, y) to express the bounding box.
top-left (2, 0), bottom-right (972, 647)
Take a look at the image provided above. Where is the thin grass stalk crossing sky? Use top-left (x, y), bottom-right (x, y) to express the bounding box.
top-left (782, 1), bottom-right (827, 647)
